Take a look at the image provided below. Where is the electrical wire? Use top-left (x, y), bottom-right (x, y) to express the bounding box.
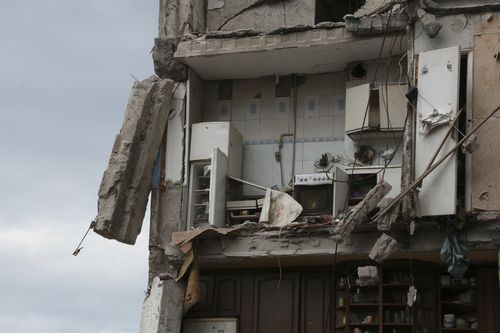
top-left (341, 4), bottom-right (398, 213)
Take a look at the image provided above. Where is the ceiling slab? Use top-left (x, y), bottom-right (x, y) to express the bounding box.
top-left (175, 28), bottom-right (406, 80)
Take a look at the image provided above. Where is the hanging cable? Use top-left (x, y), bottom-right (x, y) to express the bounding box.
top-left (72, 217), bottom-right (97, 256)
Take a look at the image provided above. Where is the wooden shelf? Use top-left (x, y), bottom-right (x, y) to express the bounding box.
top-left (382, 303), bottom-right (408, 307)
top-left (350, 303), bottom-right (379, 307)
top-left (441, 329), bottom-right (478, 332)
top-left (349, 323), bottom-right (379, 327)
top-left (441, 302), bottom-right (477, 308)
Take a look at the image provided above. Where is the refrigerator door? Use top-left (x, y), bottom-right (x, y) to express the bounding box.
top-left (209, 148), bottom-right (228, 227)
top-left (415, 46), bottom-right (460, 216)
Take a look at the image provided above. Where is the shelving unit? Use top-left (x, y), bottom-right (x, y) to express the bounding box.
top-left (439, 271), bottom-right (479, 332)
top-left (334, 262), bottom-right (438, 333)
top-left (188, 161), bottom-right (212, 228)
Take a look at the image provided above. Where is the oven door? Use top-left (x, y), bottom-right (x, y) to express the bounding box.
top-left (294, 184), bottom-right (333, 216)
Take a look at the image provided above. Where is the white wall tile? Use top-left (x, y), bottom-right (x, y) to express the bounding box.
top-left (319, 94), bottom-right (335, 116)
top-left (217, 100), bottom-right (231, 121)
top-left (274, 118), bottom-right (291, 139)
top-left (333, 114), bottom-right (346, 137)
top-left (333, 95), bottom-right (346, 115)
top-left (274, 97), bottom-right (290, 119)
top-left (246, 98), bottom-right (261, 120)
top-left (304, 116), bottom-right (319, 138)
top-left (260, 97), bottom-right (274, 119)
top-left (245, 119), bottom-right (260, 140)
top-left (232, 99), bottom-right (246, 120)
top-left (294, 117), bottom-right (304, 139)
top-left (259, 118), bottom-right (275, 140)
top-left (318, 116), bottom-right (335, 138)
top-left (231, 120), bottom-right (245, 137)
top-left (304, 96), bottom-right (319, 118)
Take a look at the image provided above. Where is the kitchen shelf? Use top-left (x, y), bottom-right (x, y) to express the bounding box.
top-left (334, 262), bottom-right (438, 333)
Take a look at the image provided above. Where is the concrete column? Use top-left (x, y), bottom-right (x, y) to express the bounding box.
top-left (140, 276), bottom-right (185, 333)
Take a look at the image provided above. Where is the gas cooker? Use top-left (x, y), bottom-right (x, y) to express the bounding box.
top-left (294, 172), bottom-right (333, 186)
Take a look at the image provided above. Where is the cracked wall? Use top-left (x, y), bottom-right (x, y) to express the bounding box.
top-left (207, 0), bottom-right (315, 31)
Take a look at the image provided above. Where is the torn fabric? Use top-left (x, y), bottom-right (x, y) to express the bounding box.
top-left (259, 189), bottom-right (303, 227)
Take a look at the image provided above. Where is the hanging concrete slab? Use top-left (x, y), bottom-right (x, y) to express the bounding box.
top-left (94, 76), bottom-right (174, 245)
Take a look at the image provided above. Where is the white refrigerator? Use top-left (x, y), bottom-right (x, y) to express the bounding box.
top-left (187, 122), bottom-right (243, 229)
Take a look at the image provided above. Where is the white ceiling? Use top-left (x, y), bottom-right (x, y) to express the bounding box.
top-left (177, 35), bottom-right (406, 80)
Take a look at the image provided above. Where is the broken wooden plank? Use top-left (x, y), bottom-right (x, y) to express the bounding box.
top-left (94, 76), bottom-right (174, 245)
top-left (369, 233), bottom-right (401, 263)
top-left (333, 180), bottom-right (392, 242)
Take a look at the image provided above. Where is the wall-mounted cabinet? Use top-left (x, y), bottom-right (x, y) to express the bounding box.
top-left (333, 165), bottom-right (401, 217)
top-left (345, 83), bottom-right (406, 139)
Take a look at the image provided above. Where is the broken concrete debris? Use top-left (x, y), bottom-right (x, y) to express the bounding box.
top-left (357, 265), bottom-right (379, 285)
top-left (333, 181), bottom-right (392, 242)
top-left (152, 38), bottom-right (187, 82)
top-left (376, 197), bottom-right (400, 231)
top-left (369, 233), bottom-right (401, 263)
top-left (94, 76), bottom-right (174, 245)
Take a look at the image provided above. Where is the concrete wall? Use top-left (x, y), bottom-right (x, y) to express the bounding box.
top-left (207, 0), bottom-right (315, 32)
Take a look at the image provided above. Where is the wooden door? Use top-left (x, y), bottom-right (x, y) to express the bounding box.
top-left (477, 268), bottom-right (500, 333)
top-left (189, 275), bottom-right (214, 317)
top-left (300, 271), bottom-right (332, 333)
top-left (214, 274), bottom-right (241, 316)
top-left (253, 272), bottom-right (300, 333)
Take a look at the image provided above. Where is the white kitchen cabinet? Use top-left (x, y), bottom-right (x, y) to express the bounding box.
top-left (345, 83), bottom-right (406, 137)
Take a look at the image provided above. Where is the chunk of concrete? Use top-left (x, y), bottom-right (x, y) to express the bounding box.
top-left (369, 232), bottom-right (401, 263)
top-left (333, 181), bottom-right (392, 242)
top-left (94, 76), bottom-right (174, 245)
top-left (153, 38), bottom-right (187, 82)
top-left (139, 276), bottom-right (185, 333)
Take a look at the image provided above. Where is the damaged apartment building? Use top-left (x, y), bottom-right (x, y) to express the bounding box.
top-left (88, 0), bottom-right (500, 332)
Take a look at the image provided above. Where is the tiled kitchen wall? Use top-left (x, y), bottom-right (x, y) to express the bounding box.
top-left (202, 72), bottom-right (347, 195)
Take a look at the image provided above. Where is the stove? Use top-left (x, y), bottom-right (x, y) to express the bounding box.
top-left (293, 172), bottom-right (334, 216)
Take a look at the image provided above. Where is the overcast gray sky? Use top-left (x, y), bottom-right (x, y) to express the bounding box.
top-left (0, 1), bottom-right (158, 332)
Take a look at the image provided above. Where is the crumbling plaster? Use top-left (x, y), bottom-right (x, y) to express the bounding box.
top-left (207, 0), bottom-right (315, 32)
top-left (169, 221), bottom-right (500, 267)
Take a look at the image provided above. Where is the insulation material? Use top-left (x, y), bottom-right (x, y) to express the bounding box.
top-left (471, 18), bottom-right (500, 211)
top-left (259, 189), bottom-right (303, 227)
top-left (418, 110), bottom-right (452, 135)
